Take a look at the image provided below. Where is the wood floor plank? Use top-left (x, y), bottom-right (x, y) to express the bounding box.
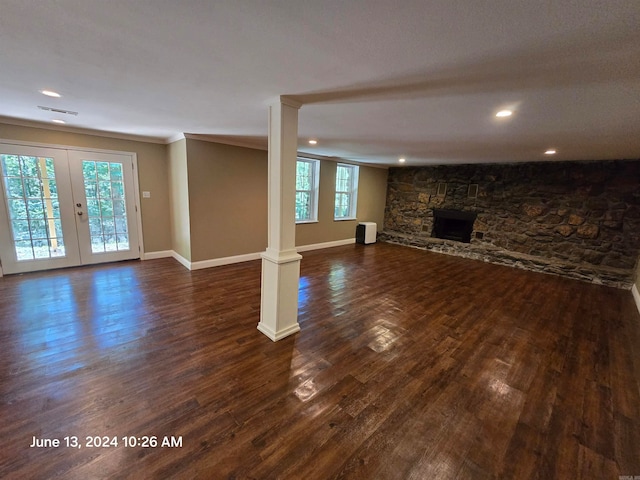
top-left (1, 242), bottom-right (639, 479)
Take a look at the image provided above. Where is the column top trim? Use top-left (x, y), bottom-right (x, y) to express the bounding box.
top-left (279, 96), bottom-right (303, 109)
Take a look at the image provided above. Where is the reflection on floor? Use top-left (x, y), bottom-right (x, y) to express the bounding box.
top-left (1, 242), bottom-right (639, 479)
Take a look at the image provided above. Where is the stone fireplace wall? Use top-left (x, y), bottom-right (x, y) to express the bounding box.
top-left (380, 160), bottom-right (640, 288)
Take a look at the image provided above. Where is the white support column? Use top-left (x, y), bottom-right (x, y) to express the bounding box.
top-left (257, 98), bottom-right (303, 341)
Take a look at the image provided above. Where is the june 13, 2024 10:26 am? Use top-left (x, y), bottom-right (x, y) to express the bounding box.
top-left (29, 435), bottom-right (183, 449)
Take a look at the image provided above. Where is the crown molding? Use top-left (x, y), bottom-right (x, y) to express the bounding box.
top-left (167, 133), bottom-right (186, 144)
top-left (297, 151), bottom-right (389, 169)
top-left (0, 116), bottom-right (388, 168)
top-left (0, 115), bottom-right (168, 144)
top-left (184, 133), bottom-right (267, 151)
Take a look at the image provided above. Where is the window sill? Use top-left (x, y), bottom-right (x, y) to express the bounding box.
top-left (334, 217), bottom-right (357, 222)
top-left (296, 220), bottom-right (319, 225)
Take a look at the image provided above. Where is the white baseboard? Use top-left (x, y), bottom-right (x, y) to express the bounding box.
top-left (171, 251), bottom-right (192, 270)
top-left (143, 250), bottom-right (173, 260)
top-left (633, 283), bottom-right (640, 316)
top-left (296, 238), bottom-right (355, 253)
top-left (190, 252), bottom-right (262, 270)
top-left (167, 238), bottom-right (357, 272)
top-left (1, 238), bottom-right (356, 277)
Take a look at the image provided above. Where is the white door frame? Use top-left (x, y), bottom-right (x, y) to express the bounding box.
top-left (0, 139), bottom-right (145, 273)
top-left (67, 150), bottom-right (141, 265)
top-left (0, 144), bottom-right (82, 273)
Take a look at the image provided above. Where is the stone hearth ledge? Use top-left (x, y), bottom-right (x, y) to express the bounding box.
top-left (379, 231), bottom-right (633, 289)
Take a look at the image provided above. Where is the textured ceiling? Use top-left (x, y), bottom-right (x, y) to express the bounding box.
top-left (0, 0), bottom-right (639, 166)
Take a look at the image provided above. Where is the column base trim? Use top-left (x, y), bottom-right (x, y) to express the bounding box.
top-left (257, 321), bottom-right (301, 342)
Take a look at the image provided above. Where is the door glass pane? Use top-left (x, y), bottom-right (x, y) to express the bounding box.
top-left (113, 199), bottom-right (125, 216)
top-left (1, 154), bottom-right (66, 261)
top-left (82, 160), bottom-right (130, 253)
top-left (8, 199), bottom-right (28, 218)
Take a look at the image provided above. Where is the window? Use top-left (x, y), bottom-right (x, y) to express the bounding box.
top-left (295, 158), bottom-right (319, 223)
top-left (334, 163), bottom-right (359, 220)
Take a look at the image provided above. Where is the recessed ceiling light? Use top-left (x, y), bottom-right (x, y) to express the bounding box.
top-left (308, 139), bottom-right (317, 145)
top-left (495, 110), bottom-right (513, 117)
top-left (398, 158), bottom-right (406, 163)
top-left (41, 90), bottom-right (61, 98)
top-left (51, 119), bottom-right (66, 124)
top-left (545, 149), bottom-right (557, 155)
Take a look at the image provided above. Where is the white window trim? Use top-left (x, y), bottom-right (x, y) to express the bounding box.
top-left (334, 163), bottom-right (359, 221)
top-left (295, 158), bottom-right (320, 224)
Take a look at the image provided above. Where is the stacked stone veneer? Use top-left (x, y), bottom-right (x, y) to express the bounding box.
top-left (381, 160), bottom-right (640, 288)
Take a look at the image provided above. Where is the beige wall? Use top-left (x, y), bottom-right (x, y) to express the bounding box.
top-left (0, 122), bottom-right (171, 253)
top-left (0, 123), bottom-right (388, 265)
top-left (179, 140), bottom-right (388, 262)
top-left (355, 165), bottom-right (388, 230)
top-left (167, 139), bottom-right (191, 261)
top-left (185, 139), bottom-right (268, 262)
top-left (296, 161), bottom-right (388, 246)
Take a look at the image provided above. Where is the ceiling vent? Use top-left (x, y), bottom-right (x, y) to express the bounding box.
top-left (37, 105), bottom-right (78, 116)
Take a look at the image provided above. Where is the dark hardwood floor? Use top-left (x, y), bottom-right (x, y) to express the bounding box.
top-left (1, 242), bottom-right (639, 479)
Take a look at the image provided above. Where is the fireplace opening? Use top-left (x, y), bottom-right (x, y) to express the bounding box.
top-left (432, 209), bottom-right (477, 243)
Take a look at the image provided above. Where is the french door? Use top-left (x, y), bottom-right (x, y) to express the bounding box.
top-left (0, 144), bottom-right (140, 274)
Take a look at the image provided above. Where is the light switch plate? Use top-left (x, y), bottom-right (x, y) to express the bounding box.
top-left (142, 191), bottom-right (151, 198)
